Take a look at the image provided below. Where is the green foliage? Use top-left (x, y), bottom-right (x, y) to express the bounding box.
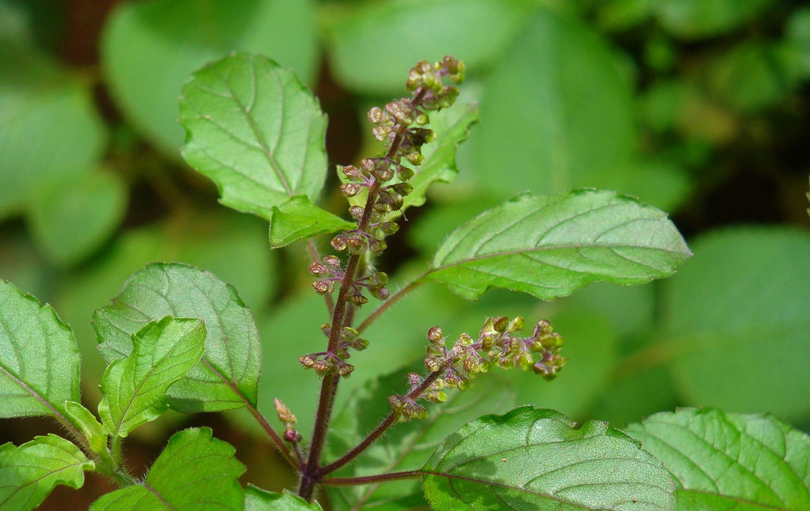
top-left (627, 408), bottom-right (810, 510)
top-left (89, 427), bottom-right (245, 511)
top-left (422, 407), bottom-right (676, 510)
top-left (427, 190), bottom-right (691, 300)
top-left (245, 488), bottom-right (324, 511)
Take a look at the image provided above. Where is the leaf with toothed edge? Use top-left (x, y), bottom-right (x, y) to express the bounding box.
top-left (627, 408), bottom-right (810, 511)
top-left (425, 190), bottom-right (691, 300)
top-left (422, 406), bottom-right (677, 511)
top-left (244, 487), bottom-right (325, 510)
top-left (269, 196), bottom-right (355, 248)
top-left (0, 280), bottom-right (80, 419)
top-left (93, 263), bottom-right (261, 413)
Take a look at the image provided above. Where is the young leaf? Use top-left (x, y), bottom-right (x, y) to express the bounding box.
top-left (425, 190), bottom-right (691, 300)
top-left (269, 196), bottom-right (355, 248)
top-left (0, 280), bottom-right (80, 418)
top-left (0, 434), bottom-right (94, 511)
top-left (180, 53), bottom-right (329, 221)
top-left (245, 487), bottom-right (325, 511)
top-left (64, 401), bottom-right (108, 454)
top-left (102, 0), bottom-right (318, 156)
top-left (326, 366), bottom-right (516, 511)
top-left (93, 263), bottom-right (261, 413)
top-left (626, 408), bottom-right (810, 510)
top-left (422, 407), bottom-right (676, 511)
top-left (89, 427), bottom-right (245, 511)
top-left (98, 317), bottom-right (206, 437)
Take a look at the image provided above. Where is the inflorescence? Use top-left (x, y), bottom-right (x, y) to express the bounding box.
top-left (390, 316), bottom-right (568, 421)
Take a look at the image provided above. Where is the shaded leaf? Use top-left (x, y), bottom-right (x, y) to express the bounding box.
top-left (245, 487), bottom-right (325, 511)
top-left (426, 190), bottom-right (691, 300)
top-left (653, 0), bottom-right (777, 39)
top-left (64, 401), bottom-right (108, 454)
top-left (0, 280), bottom-right (79, 418)
top-left (627, 408), bottom-right (810, 510)
top-left (89, 427), bottom-right (244, 511)
top-left (326, 366), bottom-right (515, 511)
top-left (94, 263), bottom-right (261, 413)
top-left (325, 0), bottom-right (534, 95)
top-left (661, 227), bottom-right (810, 421)
top-left (269, 196), bottom-right (354, 248)
top-left (98, 317), bottom-right (206, 437)
top-left (180, 53), bottom-right (328, 220)
top-left (102, 0), bottom-right (318, 156)
top-left (422, 407), bottom-right (676, 510)
top-left (0, 434), bottom-right (93, 511)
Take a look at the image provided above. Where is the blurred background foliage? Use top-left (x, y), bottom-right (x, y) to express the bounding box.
top-left (1, 0), bottom-right (810, 508)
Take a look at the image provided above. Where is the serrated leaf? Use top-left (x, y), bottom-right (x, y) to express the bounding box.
top-left (89, 427), bottom-right (244, 511)
top-left (626, 408), bottom-right (810, 510)
top-left (324, 0), bottom-right (534, 96)
top-left (98, 317), bottom-right (206, 437)
top-left (653, 0), bottom-right (776, 39)
top-left (102, 0), bottom-right (318, 156)
top-left (27, 169), bottom-right (128, 267)
top-left (94, 263), bottom-right (261, 413)
top-left (180, 53), bottom-right (328, 220)
top-left (425, 190), bottom-right (691, 300)
top-left (245, 487), bottom-right (325, 511)
top-left (326, 366), bottom-right (516, 511)
top-left (269, 196), bottom-right (354, 248)
top-left (0, 280), bottom-right (80, 418)
top-left (422, 406), bottom-right (676, 511)
top-left (0, 434), bottom-right (94, 511)
top-left (661, 227), bottom-right (810, 420)
top-left (64, 401), bottom-right (108, 454)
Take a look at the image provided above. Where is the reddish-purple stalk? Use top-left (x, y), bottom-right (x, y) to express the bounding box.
top-left (321, 470), bottom-right (422, 487)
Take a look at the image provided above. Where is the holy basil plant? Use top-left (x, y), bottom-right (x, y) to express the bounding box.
top-left (1, 53), bottom-right (808, 511)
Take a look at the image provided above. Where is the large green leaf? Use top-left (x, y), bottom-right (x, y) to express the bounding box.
top-left (0, 42), bottom-right (107, 218)
top-left (627, 408), bottom-right (810, 510)
top-left (425, 190), bottom-right (691, 300)
top-left (326, 366), bottom-right (516, 511)
top-left (422, 407), bottom-right (676, 510)
top-left (102, 0), bottom-right (318, 156)
top-left (89, 427), bottom-right (245, 511)
top-left (98, 318), bottom-right (206, 437)
top-left (0, 434), bottom-right (93, 511)
top-left (653, 0), bottom-right (777, 39)
top-left (94, 263), bottom-right (261, 412)
top-left (180, 53), bottom-right (329, 221)
top-left (0, 280), bottom-right (80, 418)
top-left (27, 169), bottom-right (128, 267)
top-left (660, 227), bottom-right (810, 421)
top-left (245, 488), bottom-right (325, 511)
top-left (324, 0), bottom-right (534, 95)
top-left (472, 8), bottom-right (636, 198)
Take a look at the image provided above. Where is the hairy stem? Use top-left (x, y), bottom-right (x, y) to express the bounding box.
top-left (321, 470), bottom-right (422, 487)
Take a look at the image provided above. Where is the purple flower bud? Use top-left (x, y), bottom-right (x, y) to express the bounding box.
top-left (342, 165), bottom-right (361, 180)
top-left (340, 183), bottom-right (363, 197)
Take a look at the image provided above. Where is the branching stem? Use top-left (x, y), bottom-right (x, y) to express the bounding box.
top-left (321, 470), bottom-right (422, 487)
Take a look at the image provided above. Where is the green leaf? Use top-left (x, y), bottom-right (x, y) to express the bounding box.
top-left (473, 8), bottom-right (637, 199)
top-left (661, 227), bottom-right (810, 421)
top-left (180, 53), bottom-right (328, 220)
top-left (626, 408), bottom-right (810, 510)
top-left (245, 487), bottom-right (325, 511)
top-left (27, 169), bottom-right (128, 267)
top-left (94, 263), bottom-right (261, 413)
top-left (98, 318), bottom-right (206, 437)
top-left (269, 196), bottom-right (354, 248)
top-left (324, 0), bottom-right (534, 95)
top-left (89, 427), bottom-right (245, 511)
top-left (0, 434), bottom-right (94, 511)
top-left (0, 42), bottom-right (107, 218)
top-left (326, 366), bottom-right (516, 511)
top-left (102, 0), bottom-right (318, 156)
top-left (653, 0), bottom-right (777, 39)
top-left (426, 190), bottom-right (691, 300)
top-left (787, 6), bottom-right (810, 77)
top-left (422, 407), bottom-right (676, 511)
top-left (0, 280), bottom-right (79, 418)
top-left (64, 401), bottom-right (108, 454)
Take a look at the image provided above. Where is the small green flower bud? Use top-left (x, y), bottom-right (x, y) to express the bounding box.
top-left (457, 332), bottom-right (474, 346)
top-left (309, 262), bottom-right (327, 275)
top-left (373, 125), bottom-right (390, 141)
top-left (342, 165), bottom-right (361, 180)
top-left (397, 165), bottom-right (414, 181)
top-left (338, 363), bottom-right (354, 377)
top-left (372, 286), bottom-right (389, 300)
top-left (368, 106), bottom-right (384, 124)
top-left (313, 359), bottom-right (331, 376)
top-left (391, 182), bottom-right (413, 196)
top-left (346, 236), bottom-right (368, 255)
top-left (425, 357), bottom-right (444, 372)
top-left (361, 158), bottom-right (376, 171)
top-left (349, 205), bottom-right (364, 220)
top-left (350, 292), bottom-right (368, 306)
top-left (349, 338), bottom-right (369, 351)
top-left (493, 316), bottom-right (509, 333)
top-left (368, 238), bottom-right (387, 255)
top-left (373, 166), bottom-right (394, 182)
top-left (536, 319), bottom-right (553, 336)
top-left (323, 255), bottom-right (340, 267)
top-left (341, 183), bottom-right (363, 197)
top-left (541, 332), bottom-right (563, 350)
top-left (299, 354), bottom-right (316, 368)
top-left (331, 234), bottom-right (348, 251)
top-left (403, 401), bottom-right (428, 420)
top-left (428, 326), bottom-right (443, 343)
top-left (312, 280), bottom-right (331, 294)
top-left (416, 113), bottom-right (429, 125)
top-left (406, 152), bottom-right (424, 166)
top-left (508, 316), bottom-right (525, 333)
top-left (389, 394), bottom-right (407, 413)
top-left (378, 222), bottom-right (399, 235)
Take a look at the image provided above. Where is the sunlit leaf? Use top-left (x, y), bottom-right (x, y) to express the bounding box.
top-left (422, 407), bottom-right (676, 510)
top-left (0, 434), bottom-right (93, 511)
top-left (627, 408), bottom-right (810, 510)
top-left (269, 196), bottom-right (354, 248)
top-left (426, 190), bottom-right (691, 300)
top-left (180, 53), bottom-right (328, 220)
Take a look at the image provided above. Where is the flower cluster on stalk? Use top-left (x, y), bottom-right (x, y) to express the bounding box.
top-left (390, 316), bottom-right (567, 420)
top-left (274, 398), bottom-right (302, 444)
top-left (299, 324), bottom-right (369, 378)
